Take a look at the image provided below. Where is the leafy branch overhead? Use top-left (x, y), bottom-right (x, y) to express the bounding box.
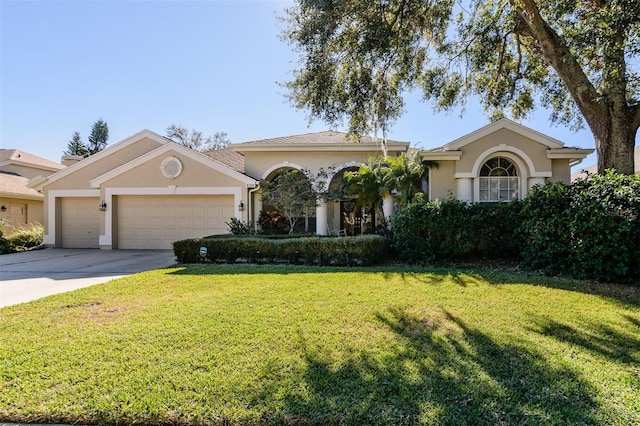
top-left (282, 0), bottom-right (639, 174)
top-left (165, 124), bottom-right (230, 152)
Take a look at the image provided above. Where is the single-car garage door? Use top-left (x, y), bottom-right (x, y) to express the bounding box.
top-left (117, 195), bottom-right (234, 249)
top-left (61, 197), bottom-right (100, 248)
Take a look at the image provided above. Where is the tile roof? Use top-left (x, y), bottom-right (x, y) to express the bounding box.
top-left (0, 149), bottom-right (64, 171)
top-left (233, 130), bottom-right (409, 148)
top-left (0, 171), bottom-right (43, 198)
top-left (203, 148), bottom-right (245, 173)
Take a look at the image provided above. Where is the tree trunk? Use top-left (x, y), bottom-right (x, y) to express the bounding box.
top-left (512, 0), bottom-right (638, 175)
top-left (595, 112), bottom-right (637, 175)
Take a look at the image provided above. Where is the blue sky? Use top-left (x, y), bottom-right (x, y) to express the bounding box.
top-left (0, 0), bottom-right (615, 170)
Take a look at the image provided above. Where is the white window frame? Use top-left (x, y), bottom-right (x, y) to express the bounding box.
top-left (479, 157), bottom-right (520, 202)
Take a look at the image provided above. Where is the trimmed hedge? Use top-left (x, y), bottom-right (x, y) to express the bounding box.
top-left (391, 198), bottom-right (522, 263)
top-left (391, 172), bottom-right (639, 284)
top-left (173, 235), bottom-right (387, 266)
top-left (520, 171), bottom-right (640, 283)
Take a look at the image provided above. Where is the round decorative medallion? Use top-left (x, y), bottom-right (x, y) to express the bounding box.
top-left (161, 156), bottom-right (183, 179)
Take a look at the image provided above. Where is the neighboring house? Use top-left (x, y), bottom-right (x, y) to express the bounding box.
top-left (32, 118), bottom-right (592, 250)
top-left (571, 145), bottom-right (640, 180)
top-left (0, 149), bottom-right (65, 231)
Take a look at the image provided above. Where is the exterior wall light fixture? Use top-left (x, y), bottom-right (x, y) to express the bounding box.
top-left (99, 201), bottom-right (107, 211)
top-left (238, 201), bottom-right (245, 211)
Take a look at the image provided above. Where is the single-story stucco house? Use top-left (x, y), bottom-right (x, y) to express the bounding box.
top-left (0, 149), bottom-right (65, 231)
top-left (30, 118), bottom-right (592, 249)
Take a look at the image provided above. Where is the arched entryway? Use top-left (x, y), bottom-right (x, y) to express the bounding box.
top-left (260, 166), bottom-right (316, 234)
top-left (326, 166), bottom-right (375, 236)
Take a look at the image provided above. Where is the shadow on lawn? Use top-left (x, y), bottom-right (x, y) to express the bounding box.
top-left (531, 316), bottom-right (640, 366)
top-left (256, 307), bottom-right (600, 426)
top-left (168, 264), bottom-right (640, 306)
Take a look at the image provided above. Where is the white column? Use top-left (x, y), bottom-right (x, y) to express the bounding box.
top-left (382, 194), bottom-right (394, 222)
top-left (252, 192), bottom-right (262, 233)
top-left (456, 178), bottom-right (473, 202)
top-left (315, 198), bottom-right (328, 235)
top-left (528, 177), bottom-right (546, 190)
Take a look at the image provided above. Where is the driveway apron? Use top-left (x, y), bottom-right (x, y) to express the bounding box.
top-left (0, 248), bottom-right (176, 307)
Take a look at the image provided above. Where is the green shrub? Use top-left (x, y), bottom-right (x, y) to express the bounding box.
top-left (5, 223), bottom-right (44, 250)
top-left (257, 210), bottom-right (289, 234)
top-left (225, 217), bottom-right (254, 235)
top-left (173, 235), bottom-right (387, 266)
top-left (470, 201), bottom-right (523, 257)
top-left (519, 172), bottom-right (640, 283)
top-left (0, 229), bottom-right (16, 254)
top-left (391, 199), bottom-right (522, 263)
top-left (518, 182), bottom-right (573, 275)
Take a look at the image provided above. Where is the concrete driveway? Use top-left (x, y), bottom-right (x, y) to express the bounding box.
top-left (0, 248), bottom-right (177, 307)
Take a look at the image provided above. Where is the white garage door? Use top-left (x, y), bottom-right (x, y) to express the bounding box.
top-left (61, 197), bottom-right (100, 248)
top-left (117, 195), bottom-right (234, 249)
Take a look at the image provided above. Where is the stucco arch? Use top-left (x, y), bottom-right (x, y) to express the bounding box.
top-left (261, 162), bottom-right (305, 181)
top-left (454, 145), bottom-right (552, 202)
top-left (321, 161), bottom-right (360, 193)
top-left (458, 145), bottom-right (551, 179)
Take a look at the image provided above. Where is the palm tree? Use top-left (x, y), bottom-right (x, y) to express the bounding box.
top-left (381, 150), bottom-right (429, 208)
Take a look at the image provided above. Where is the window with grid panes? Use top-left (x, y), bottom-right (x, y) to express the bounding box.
top-left (479, 157), bottom-right (519, 202)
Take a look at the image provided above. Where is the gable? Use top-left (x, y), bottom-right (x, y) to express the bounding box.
top-left (444, 118), bottom-right (565, 150)
top-left (90, 144), bottom-right (257, 189)
top-left (43, 131), bottom-right (168, 190)
top-left (454, 127), bottom-right (555, 174)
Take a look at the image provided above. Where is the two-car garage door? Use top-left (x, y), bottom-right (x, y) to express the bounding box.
top-left (117, 195), bottom-right (234, 249)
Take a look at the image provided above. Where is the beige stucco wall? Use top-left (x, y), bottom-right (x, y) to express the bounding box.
top-left (100, 151), bottom-right (246, 189)
top-left (45, 137), bottom-right (162, 191)
top-left (243, 150), bottom-right (396, 181)
top-left (97, 152), bottom-right (251, 240)
top-left (0, 196), bottom-right (43, 230)
top-left (1, 164), bottom-right (61, 180)
top-left (551, 159), bottom-right (571, 183)
top-left (454, 128), bottom-right (552, 175)
top-left (429, 161), bottom-right (457, 201)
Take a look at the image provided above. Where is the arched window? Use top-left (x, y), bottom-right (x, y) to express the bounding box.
top-left (479, 157), bottom-right (519, 202)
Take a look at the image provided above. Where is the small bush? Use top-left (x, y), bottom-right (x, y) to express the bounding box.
top-left (0, 228), bottom-right (16, 254)
top-left (258, 210), bottom-right (289, 234)
top-left (226, 218), bottom-right (254, 235)
top-left (173, 235), bottom-right (387, 266)
top-left (5, 223), bottom-right (44, 250)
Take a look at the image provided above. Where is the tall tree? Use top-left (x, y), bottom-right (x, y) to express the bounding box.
top-left (283, 0), bottom-right (640, 174)
top-left (63, 131), bottom-right (88, 157)
top-left (86, 118), bottom-right (109, 155)
top-left (166, 124), bottom-right (230, 151)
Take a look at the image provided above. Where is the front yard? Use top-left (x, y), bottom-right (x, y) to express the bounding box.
top-left (1, 265), bottom-right (639, 425)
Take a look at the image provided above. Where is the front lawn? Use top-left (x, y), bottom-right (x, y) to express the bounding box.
top-left (1, 265), bottom-right (639, 425)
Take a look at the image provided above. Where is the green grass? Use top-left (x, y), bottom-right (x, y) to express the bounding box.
top-left (1, 265), bottom-right (639, 425)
